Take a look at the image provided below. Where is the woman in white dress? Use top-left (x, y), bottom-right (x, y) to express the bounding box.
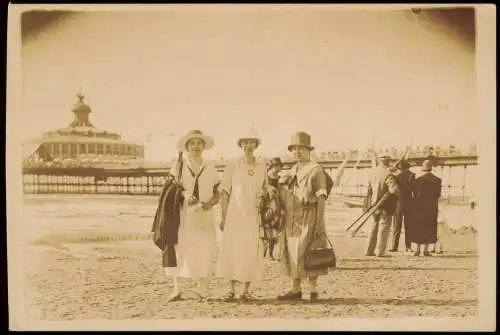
top-left (165, 130), bottom-right (221, 302)
top-left (216, 127), bottom-right (267, 301)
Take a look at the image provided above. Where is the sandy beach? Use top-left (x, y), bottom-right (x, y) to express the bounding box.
top-left (21, 194), bottom-right (478, 321)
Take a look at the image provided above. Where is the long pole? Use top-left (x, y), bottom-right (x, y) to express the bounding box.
top-left (350, 192), bottom-right (390, 237)
top-left (345, 200), bottom-right (378, 231)
top-left (346, 192), bottom-right (390, 232)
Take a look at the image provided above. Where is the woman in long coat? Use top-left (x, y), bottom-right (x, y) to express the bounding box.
top-left (164, 130), bottom-right (221, 301)
top-left (409, 160), bottom-right (442, 256)
top-left (277, 131), bottom-right (348, 301)
top-left (216, 127), bottom-right (267, 301)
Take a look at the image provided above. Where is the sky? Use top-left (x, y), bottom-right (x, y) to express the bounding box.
top-left (19, 6), bottom-right (477, 161)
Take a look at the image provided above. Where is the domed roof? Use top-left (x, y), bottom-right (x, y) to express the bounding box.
top-left (72, 93), bottom-right (91, 114)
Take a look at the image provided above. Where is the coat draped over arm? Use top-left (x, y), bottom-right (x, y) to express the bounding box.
top-left (151, 177), bottom-right (185, 268)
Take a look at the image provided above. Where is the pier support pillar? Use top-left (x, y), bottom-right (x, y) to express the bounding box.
top-left (462, 165), bottom-right (467, 201)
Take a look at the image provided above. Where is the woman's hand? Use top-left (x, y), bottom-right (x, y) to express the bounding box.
top-left (187, 194), bottom-right (199, 206)
top-left (149, 231), bottom-right (156, 240)
top-left (315, 222), bottom-right (326, 238)
top-left (201, 201), bottom-right (213, 211)
top-left (219, 217), bottom-right (226, 231)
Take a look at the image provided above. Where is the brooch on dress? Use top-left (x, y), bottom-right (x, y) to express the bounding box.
top-left (248, 169), bottom-right (255, 176)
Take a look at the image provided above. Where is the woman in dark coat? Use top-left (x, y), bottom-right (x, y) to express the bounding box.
top-left (409, 160), bottom-right (442, 256)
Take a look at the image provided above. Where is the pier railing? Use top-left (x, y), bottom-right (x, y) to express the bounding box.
top-left (22, 166), bottom-right (477, 205)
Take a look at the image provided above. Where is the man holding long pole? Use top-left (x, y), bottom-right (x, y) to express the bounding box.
top-left (365, 150), bottom-right (400, 257)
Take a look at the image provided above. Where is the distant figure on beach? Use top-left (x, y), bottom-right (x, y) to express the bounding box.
top-left (277, 132), bottom-right (348, 301)
top-left (409, 160), bottom-right (442, 257)
top-left (389, 159), bottom-right (415, 253)
top-left (162, 130), bottom-right (221, 301)
top-left (258, 157), bottom-right (286, 260)
top-left (365, 152), bottom-right (400, 257)
top-left (216, 127), bottom-right (267, 301)
top-left (469, 196), bottom-right (477, 210)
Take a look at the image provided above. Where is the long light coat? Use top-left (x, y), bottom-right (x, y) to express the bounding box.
top-left (279, 161), bottom-right (329, 279)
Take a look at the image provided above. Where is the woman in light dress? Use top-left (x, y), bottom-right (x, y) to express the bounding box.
top-left (165, 130), bottom-right (221, 302)
top-left (216, 127), bottom-right (267, 301)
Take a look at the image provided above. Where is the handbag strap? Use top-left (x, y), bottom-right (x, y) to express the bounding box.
top-left (306, 202), bottom-right (334, 251)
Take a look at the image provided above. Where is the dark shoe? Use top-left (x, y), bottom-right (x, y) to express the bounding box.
top-left (196, 292), bottom-right (208, 302)
top-left (365, 253), bottom-right (376, 257)
top-left (167, 293), bottom-right (182, 302)
top-left (222, 291), bottom-right (236, 302)
top-left (413, 251), bottom-right (421, 256)
top-left (240, 292), bottom-right (254, 301)
top-left (389, 248), bottom-right (398, 252)
top-left (423, 252), bottom-right (432, 257)
top-left (406, 248), bottom-right (413, 252)
top-left (277, 291), bottom-right (302, 300)
top-left (310, 292), bottom-right (319, 301)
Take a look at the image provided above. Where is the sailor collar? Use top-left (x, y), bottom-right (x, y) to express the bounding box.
top-left (184, 156), bottom-right (206, 175)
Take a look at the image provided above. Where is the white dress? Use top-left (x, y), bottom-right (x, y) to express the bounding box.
top-left (215, 157), bottom-right (267, 282)
top-left (165, 157), bottom-right (220, 279)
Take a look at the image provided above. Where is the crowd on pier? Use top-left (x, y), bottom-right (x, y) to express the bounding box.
top-left (22, 143), bottom-right (477, 169)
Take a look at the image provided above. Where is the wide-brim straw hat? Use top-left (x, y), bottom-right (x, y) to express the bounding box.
top-left (287, 131), bottom-right (314, 152)
top-left (176, 130), bottom-right (215, 152)
top-left (237, 127), bottom-right (261, 148)
top-left (421, 159), bottom-right (433, 172)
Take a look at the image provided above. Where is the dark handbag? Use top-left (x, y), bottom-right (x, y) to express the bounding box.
top-left (304, 203), bottom-right (337, 271)
top-left (304, 232), bottom-right (337, 271)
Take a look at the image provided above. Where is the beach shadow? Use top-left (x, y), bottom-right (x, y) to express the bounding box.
top-left (334, 266), bottom-right (477, 271)
top-left (236, 297), bottom-right (478, 307)
top-left (339, 253), bottom-right (477, 262)
top-left (431, 254), bottom-right (477, 259)
top-left (343, 258), bottom-right (394, 262)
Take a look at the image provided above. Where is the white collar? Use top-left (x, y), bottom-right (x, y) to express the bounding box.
top-left (185, 156), bottom-right (205, 174)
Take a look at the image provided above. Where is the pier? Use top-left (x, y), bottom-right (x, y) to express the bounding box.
top-left (22, 151), bottom-right (478, 202)
top-left (21, 93), bottom-right (479, 202)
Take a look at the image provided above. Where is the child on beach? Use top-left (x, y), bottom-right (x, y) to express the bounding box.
top-left (258, 157), bottom-right (286, 260)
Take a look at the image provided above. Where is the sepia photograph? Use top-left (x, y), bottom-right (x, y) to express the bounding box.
top-left (6, 3), bottom-right (496, 331)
